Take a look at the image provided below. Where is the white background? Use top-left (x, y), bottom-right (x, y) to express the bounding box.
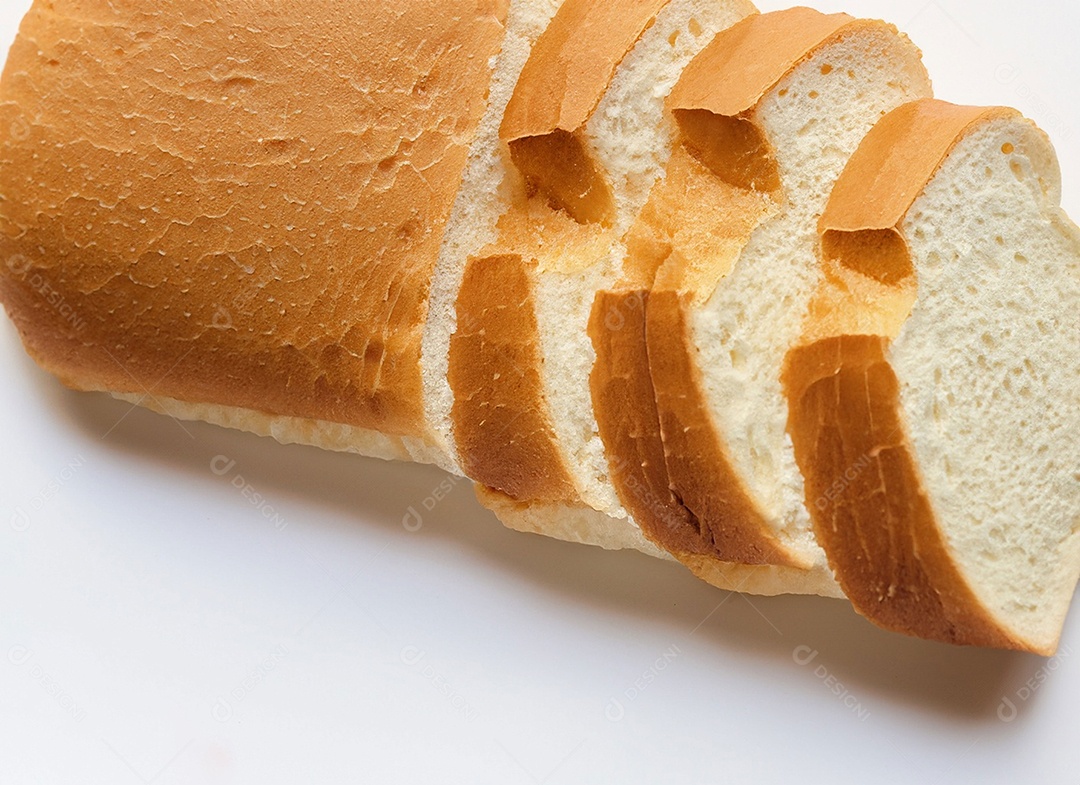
top-left (1, 0), bottom-right (1078, 782)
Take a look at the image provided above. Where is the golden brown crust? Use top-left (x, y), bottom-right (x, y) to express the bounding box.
top-left (622, 146), bottom-right (772, 296)
top-left (449, 254), bottom-right (577, 502)
top-left (821, 100), bottom-right (1016, 236)
top-left (596, 9), bottom-right (870, 571)
top-left (0, 0), bottom-right (508, 440)
top-left (448, 201), bottom-right (610, 504)
top-left (501, 0), bottom-right (670, 141)
top-left (596, 149), bottom-right (770, 558)
top-left (820, 100), bottom-right (1016, 287)
top-left (782, 337), bottom-right (1023, 650)
top-left (646, 289), bottom-right (802, 566)
top-left (666, 8), bottom-right (854, 192)
top-left (589, 290), bottom-right (699, 539)
top-left (590, 289), bottom-right (844, 591)
top-left (500, 0), bottom-right (670, 224)
top-left (786, 100), bottom-right (1045, 651)
top-left (627, 11), bottom-right (936, 574)
top-left (453, 0), bottom-right (678, 507)
top-left (667, 7), bottom-right (852, 120)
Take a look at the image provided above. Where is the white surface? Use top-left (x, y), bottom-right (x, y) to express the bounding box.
top-left (1, 1), bottom-right (1077, 782)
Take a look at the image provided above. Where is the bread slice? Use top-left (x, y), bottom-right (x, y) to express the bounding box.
top-left (420, 0), bottom-right (567, 472)
top-left (448, 0), bottom-right (755, 512)
top-left (784, 99), bottom-right (1080, 654)
top-left (595, 10), bottom-right (932, 583)
top-left (0, 0), bottom-right (511, 464)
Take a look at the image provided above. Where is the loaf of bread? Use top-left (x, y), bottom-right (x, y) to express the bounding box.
top-left (1, 0), bottom-right (1076, 653)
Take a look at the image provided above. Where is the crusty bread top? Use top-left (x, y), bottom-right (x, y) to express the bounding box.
top-left (822, 101), bottom-right (1018, 236)
top-left (0, 0), bottom-right (507, 440)
top-left (667, 7), bottom-right (852, 119)
top-left (500, 0), bottom-right (671, 142)
top-left (664, 10), bottom-right (917, 197)
top-left (806, 101), bottom-right (1019, 339)
top-left (499, 0), bottom-right (673, 225)
top-left (819, 100), bottom-right (1017, 288)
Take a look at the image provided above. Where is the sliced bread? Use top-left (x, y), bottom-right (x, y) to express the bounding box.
top-left (604, 10), bottom-right (932, 583)
top-left (785, 99), bottom-right (1080, 653)
top-left (420, 0), bottom-right (567, 471)
top-left (448, 0), bottom-right (755, 516)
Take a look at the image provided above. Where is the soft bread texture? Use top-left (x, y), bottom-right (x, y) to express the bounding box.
top-left (785, 100), bottom-right (1080, 653)
top-left (622, 11), bottom-right (931, 582)
top-left (530, 0), bottom-right (758, 517)
top-left (421, 0), bottom-right (565, 472)
top-left (450, 0), bottom-right (755, 516)
top-left (0, 0), bottom-right (508, 465)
